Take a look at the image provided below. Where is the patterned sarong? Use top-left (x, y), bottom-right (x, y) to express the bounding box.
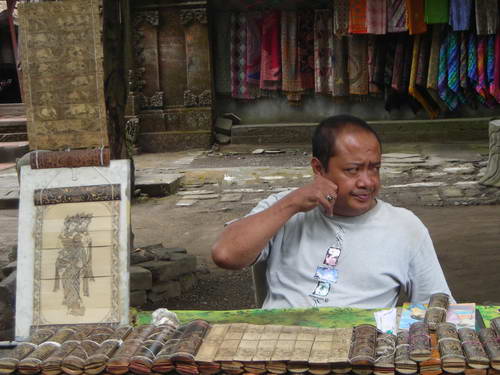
top-left (384, 34), bottom-right (399, 110)
top-left (367, 36), bottom-right (381, 93)
top-left (427, 25), bottom-right (449, 111)
top-left (332, 35), bottom-right (349, 96)
top-left (424, 0), bottom-right (449, 24)
top-left (298, 10), bottom-right (315, 90)
top-left (449, 0), bottom-right (472, 31)
top-left (391, 34), bottom-right (405, 91)
top-left (333, 0), bottom-right (350, 35)
top-left (348, 35), bottom-right (369, 95)
top-left (409, 35), bottom-right (439, 118)
top-left (406, 0), bottom-right (427, 35)
top-left (230, 13), bottom-right (252, 99)
top-left (373, 35), bottom-right (386, 90)
top-left (349, 0), bottom-right (368, 34)
top-left (260, 11), bottom-right (281, 91)
top-left (246, 11), bottom-right (262, 98)
top-left (487, 34), bottom-right (496, 96)
top-left (475, 0), bottom-right (498, 35)
top-left (281, 11), bottom-right (303, 102)
top-left (438, 31), bottom-right (459, 111)
top-left (387, 0), bottom-right (407, 33)
top-left (467, 31), bottom-right (485, 105)
top-left (314, 10), bottom-right (334, 94)
top-left (476, 36), bottom-right (492, 105)
top-left (447, 31), bottom-right (466, 104)
top-left (366, 0), bottom-right (386, 34)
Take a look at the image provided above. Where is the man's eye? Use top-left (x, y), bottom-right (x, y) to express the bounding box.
top-left (345, 168), bottom-right (358, 174)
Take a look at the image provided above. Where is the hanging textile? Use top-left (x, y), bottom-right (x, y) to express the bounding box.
top-left (459, 31), bottom-right (476, 107)
top-left (424, 0), bottom-right (449, 24)
top-left (246, 11), bottom-right (262, 98)
top-left (230, 13), bottom-right (253, 99)
top-left (332, 35), bottom-right (349, 96)
top-left (467, 31), bottom-right (486, 105)
top-left (367, 36), bottom-right (381, 93)
top-left (427, 25), bottom-right (449, 111)
top-left (475, 0), bottom-right (498, 35)
top-left (260, 11), bottom-right (281, 91)
top-left (333, 0), bottom-right (350, 35)
top-left (391, 35), bottom-right (406, 92)
top-left (348, 0), bottom-right (368, 34)
top-left (449, 0), bottom-right (472, 31)
top-left (406, 0), bottom-right (427, 35)
top-left (215, 12), bottom-right (232, 95)
top-left (297, 10), bottom-right (315, 90)
top-left (373, 35), bottom-right (386, 90)
top-left (384, 34), bottom-right (400, 110)
top-left (281, 11), bottom-right (303, 102)
top-left (401, 36), bottom-right (421, 113)
top-left (347, 35), bottom-right (369, 95)
top-left (409, 35), bottom-right (439, 118)
top-left (314, 10), bottom-right (334, 94)
top-left (447, 31), bottom-right (466, 105)
top-left (438, 31), bottom-right (459, 110)
top-left (416, 32), bottom-right (430, 87)
top-left (387, 0), bottom-right (408, 33)
top-left (366, 0), bottom-right (386, 34)
top-left (493, 32), bottom-right (500, 102)
top-left (476, 36), bottom-right (492, 105)
top-left (487, 34), bottom-right (496, 96)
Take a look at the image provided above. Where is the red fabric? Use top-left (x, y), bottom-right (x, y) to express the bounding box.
top-left (349, 0), bottom-right (368, 34)
top-left (260, 11), bottom-right (282, 90)
top-left (406, 0), bottom-right (427, 35)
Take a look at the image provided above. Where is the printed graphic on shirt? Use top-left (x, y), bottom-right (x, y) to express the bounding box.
top-left (312, 281), bottom-right (331, 298)
top-left (314, 266), bottom-right (339, 283)
top-left (323, 247), bottom-right (341, 267)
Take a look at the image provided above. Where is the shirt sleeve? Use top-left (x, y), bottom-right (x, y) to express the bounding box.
top-left (407, 227), bottom-right (456, 304)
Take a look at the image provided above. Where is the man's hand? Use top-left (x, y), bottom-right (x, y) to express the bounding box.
top-left (285, 174), bottom-right (338, 216)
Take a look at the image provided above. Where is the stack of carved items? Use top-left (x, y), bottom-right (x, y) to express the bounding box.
top-left (1, 317), bottom-right (500, 375)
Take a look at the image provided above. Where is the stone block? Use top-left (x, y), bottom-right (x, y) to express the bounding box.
top-left (0, 272), bottom-right (16, 339)
top-left (153, 281), bottom-right (181, 298)
top-left (147, 290), bottom-right (167, 304)
top-left (179, 273), bottom-right (197, 292)
top-left (169, 254), bottom-right (197, 274)
top-left (440, 187), bottom-right (464, 198)
top-left (130, 290), bottom-right (147, 307)
top-left (130, 249), bottom-right (155, 265)
top-left (165, 247), bottom-right (187, 255)
top-left (130, 266), bottom-right (153, 291)
top-left (135, 173), bottom-right (183, 197)
top-left (139, 112), bottom-right (166, 132)
top-left (137, 131), bottom-right (212, 152)
top-left (165, 109), bottom-right (212, 131)
top-left (138, 260), bottom-right (175, 282)
top-left (148, 247), bottom-right (172, 261)
top-left (215, 117), bottom-right (233, 136)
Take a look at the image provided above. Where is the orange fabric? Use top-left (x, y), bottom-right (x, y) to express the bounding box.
top-left (349, 0), bottom-right (368, 34)
top-left (406, 0), bottom-right (427, 35)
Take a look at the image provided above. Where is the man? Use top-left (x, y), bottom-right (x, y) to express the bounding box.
top-left (212, 115), bottom-right (453, 309)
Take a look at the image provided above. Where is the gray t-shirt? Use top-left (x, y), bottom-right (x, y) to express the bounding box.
top-left (249, 191), bottom-right (453, 309)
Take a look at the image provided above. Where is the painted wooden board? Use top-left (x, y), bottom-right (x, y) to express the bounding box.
top-left (15, 160), bottom-right (130, 340)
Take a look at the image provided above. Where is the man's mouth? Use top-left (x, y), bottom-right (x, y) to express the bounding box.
top-left (351, 192), bottom-right (372, 201)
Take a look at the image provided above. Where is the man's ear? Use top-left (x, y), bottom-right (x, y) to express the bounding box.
top-left (311, 157), bottom-right (325, 176)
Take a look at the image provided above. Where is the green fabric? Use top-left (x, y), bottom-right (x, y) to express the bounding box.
top-left (425, 0), bottom-right (449, 24)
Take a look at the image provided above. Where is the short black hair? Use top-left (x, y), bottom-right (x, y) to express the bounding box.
top-left (312, 114), bottom-right (381, 171)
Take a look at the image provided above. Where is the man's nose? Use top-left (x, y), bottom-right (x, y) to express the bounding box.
top-left (356, 170), bottom-right (374, 188)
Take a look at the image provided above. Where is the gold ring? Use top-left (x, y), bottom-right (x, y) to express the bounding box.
top-left (326, 194), bottom-right (334, 202)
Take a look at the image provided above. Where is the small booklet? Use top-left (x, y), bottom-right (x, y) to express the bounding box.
top-left (398, 303), bottom-right (476, 330)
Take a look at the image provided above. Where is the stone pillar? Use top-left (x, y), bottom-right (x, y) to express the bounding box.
top-left (480, 120), bottom-right (500, 187)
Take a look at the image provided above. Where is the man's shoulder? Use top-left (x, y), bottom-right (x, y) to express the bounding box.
top-left (377, 200), bottom-right (428, 232)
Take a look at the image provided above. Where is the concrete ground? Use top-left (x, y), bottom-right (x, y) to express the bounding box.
top-left (0, 141), bottom-right (499, 310)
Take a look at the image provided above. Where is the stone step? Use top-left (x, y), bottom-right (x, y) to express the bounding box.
top-left (0, 141), bottom-right (29, 163)
top-left (0, 119), bottom-right (27, 134)
top-left (0, 133), bottom-right (28, 142)
top-left (231, 117), bottom-right (492, 144)
top-left (134, 172), bottom-right (184, 197)
top-left (0, 103), bottom-right (25, 118)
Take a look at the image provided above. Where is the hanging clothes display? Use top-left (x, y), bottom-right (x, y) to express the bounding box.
top-left (449, 0), bottom-right (472, 32)
top-left (447, 31), bottom-right (466, 105)
top-left (348, 0), bottom-right (368, 34)
top-left (366, 0), bottom-right (386, 35)
top-left (260, 11), bottom-right (282, 91)
top-left (384, 34), bottom-right (399, 110)
top-left (348, 35), bottom-right (369, 95)
top-left (391, 34), bottom-right (405, 92)
top-left (438, 31), bottom-right (459, 110)
top-left (333, 0), bottom-right (350, 35)
top-left (214, 12), bottom-right (232, 95)
top-left (372, 35), bottom-right (386, 90)
top-left (493, 32), bottom-right (500, 103)
top-left (230, 13), bottom-right (253, 99)
top-left (297, 10), bottom-right (315, 91)
top-left (427, 25), bottom-right (449, 111)
top-left (406, 0), bottom-right (427, 35)
top-left (367, 36), bottom-right (381, 93)
top-left (332, 35), bottom-right (349, 96)
top-left (487, 34), bottom-right (496, 96)
top-left (281, 11), bottom-right (303, 102)
top-left (475, 0), bottom-right (498, 35)
top-left (246, 11), bottom-right (262, 98)
top-left (467, 31), bottom-right (485, 106)
top-left (424, 0), bottom-right (449, 24)
top-left (476, 35), bottom-right (494, 106)
top-left (387, 0), bottom-right (408, 33)
top-left (314, 10), bottom-right (334, 94)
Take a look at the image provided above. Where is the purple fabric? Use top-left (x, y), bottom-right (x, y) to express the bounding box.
top-left (449, 0), bottom-right (472, 31)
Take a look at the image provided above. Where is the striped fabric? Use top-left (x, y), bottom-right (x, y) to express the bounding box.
top-left (387, 0), bottom-right (407, 32)
top-left (487, 34), bottom-right (495, 96)
top-left (476, 36), bottom-right (490, 105)
top-left (493, 33), bottom-right (500, 102)
top-left (438, 32), bottom-right (459, 110)
top-left (366, 0), bottom-right (387, 34)
top-left (281, 11), bottom-right (303, 101)
top-left (475, 0), bottom-right (498, 35)
top-left (349, 0), bottom-right (368, 34)
top-left (333, 0), bottom-right (350, 35)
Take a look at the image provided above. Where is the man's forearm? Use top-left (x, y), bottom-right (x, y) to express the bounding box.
top-left (212, 196), bottom-right (298, 269)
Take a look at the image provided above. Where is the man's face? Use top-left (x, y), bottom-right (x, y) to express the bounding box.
top-left (315, 127), bottom-right (381, 217)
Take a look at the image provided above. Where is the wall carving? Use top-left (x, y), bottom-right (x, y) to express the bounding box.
top-left (180, 8), bottom-right (207, 26)
top-left (138, 91), bottom-right (164, 110)
top-left (184, 90), bottom-right (212, 107)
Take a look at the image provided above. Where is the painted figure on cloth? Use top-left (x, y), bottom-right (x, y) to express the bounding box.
top-left (53, 213), bottom-right (95, 316)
